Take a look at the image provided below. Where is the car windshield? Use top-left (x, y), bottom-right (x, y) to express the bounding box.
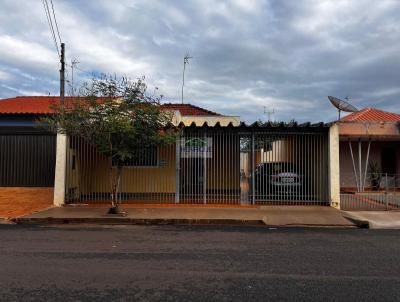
top-left (258, 162), bottom-right (297, 174)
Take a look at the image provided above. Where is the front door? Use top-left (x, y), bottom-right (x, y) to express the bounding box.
top-left (381, 147), bottom-right (396, 175)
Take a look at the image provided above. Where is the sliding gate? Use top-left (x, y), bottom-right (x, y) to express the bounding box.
top-left (65, 125), bottom-right (330, 205)
top-left (179, 126), bottom-right (329, 205)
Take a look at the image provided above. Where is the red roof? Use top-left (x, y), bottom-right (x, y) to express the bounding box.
top-left (341, 107), bottom-right (400, 122)
top-left (0, 96), bottom-right (61, 114)
top-left (0, 96), bottom-right (220, 116)
top-left (161, 103), bottom-right (220, 116)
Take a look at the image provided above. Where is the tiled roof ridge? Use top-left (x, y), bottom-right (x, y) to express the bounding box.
top-left (341, 107), bottom-right (400, 122)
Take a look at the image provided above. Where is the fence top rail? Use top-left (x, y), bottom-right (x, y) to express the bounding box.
top-left (182, 126), bottom-right (330, 135)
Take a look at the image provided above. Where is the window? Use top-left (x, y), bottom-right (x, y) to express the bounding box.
top-left (240, 137), bottom-right (273, 152)
top-left (113, 147), bottom-right (158, 167)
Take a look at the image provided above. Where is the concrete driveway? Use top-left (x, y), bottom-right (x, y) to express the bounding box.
top-left (342, 211), bottom-right (400, 229)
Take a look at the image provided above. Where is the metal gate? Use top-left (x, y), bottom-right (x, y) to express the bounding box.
top-left (0, 133), bottom-right (56, 187)
top-left (65, 124), bottom-right (330, 205)
top-left (178, 127), bottom-right (329, 205)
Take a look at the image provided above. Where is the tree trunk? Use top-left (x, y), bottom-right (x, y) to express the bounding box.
top-left (108, 165), bottom-right (122, 214)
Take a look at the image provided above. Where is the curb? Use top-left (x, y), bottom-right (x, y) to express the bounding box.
top-left (341, 215), bottom-right (370, 228)
top-left (11, 217), bottom-right (358, 228)
top-left (12, 217), bottom-right (266, 226)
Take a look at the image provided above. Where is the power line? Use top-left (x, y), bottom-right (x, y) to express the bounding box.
top-left (65, 62), bottom-right (94, 77)
top-left (49, 0), bottom-right (62, 45)
top-left (42, 0), bottom-right (59, 56)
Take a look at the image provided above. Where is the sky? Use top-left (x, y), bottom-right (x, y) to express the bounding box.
top-left (0, 0), bottom-right (400, 122)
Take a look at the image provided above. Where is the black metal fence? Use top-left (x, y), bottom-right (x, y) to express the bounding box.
top-left (64, 135), bottom-right (176, 204)
top-left (0, 133), bottom-right (56, 187)
top-left (65, 125), bottom-right (330, 205)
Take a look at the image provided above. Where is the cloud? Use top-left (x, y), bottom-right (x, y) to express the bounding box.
top-left (0, 35), bottom-right (57, 71)
top-left (0, 70), bottom-right (12, 81)
top-left (0, 0), bottom-right (400, 122)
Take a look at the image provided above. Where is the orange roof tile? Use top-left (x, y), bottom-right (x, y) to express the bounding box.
top-left (0, 96), bottom-right (220, 116)
top-left (161, 103), bottom-right (220, 116)
top-left (0, 96), bottom-right (61, 114)
top-left (341, 107), bottom-right (400, 122)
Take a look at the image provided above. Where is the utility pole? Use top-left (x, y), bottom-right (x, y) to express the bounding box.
top-left (181, 53), bottom-right (192, 104)
top-left (60, 43), bottom-right (65, 115)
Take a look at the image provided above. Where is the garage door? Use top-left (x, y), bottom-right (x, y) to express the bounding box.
top-left (0, 134), bottom-right (56, 187)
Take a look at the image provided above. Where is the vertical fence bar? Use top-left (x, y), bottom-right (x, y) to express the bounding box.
top-left (175, 136), bottom-right (180, 204)
top-left (385, 173), bottom-right (389, 210)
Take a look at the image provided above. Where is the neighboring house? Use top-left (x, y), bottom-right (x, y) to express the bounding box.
top-left (0, 96), bottom-right (338, 208)
top-left (339, 107), bottom-right (400, 210)
top-left (339, 107), bottom-right (400, 191)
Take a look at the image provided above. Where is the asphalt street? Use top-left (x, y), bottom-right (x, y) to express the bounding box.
top-left (0, 224), bottom-right (399, 301)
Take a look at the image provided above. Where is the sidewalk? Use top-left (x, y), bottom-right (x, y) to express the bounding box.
top-left (0, 188), bottom-right (54, 220)
top-left (13, 205), bottom-right (356, 228)
top-left (342, 211), bottom-right (400, 229)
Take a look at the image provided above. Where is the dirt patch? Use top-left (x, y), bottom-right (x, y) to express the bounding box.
top-left (0, 187), bottom-right (54, 218)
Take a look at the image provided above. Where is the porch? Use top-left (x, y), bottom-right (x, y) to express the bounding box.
top-left (339, 121), bottom-right (400, 210)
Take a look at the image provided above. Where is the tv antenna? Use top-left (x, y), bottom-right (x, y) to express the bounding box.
top-left (70, 59), bottom-right (80, 96)
top-left (328, 96), bottom-right (358, 121)
top-left (264, 106), bottom-right (275, 122)
top-left (181, 53), bottom-right (192, 104)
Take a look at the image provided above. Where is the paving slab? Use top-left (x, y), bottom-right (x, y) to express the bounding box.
top-left (342, 211), bottom-right (400, 229)
top-left (14, 206), bottom-right (356, 227)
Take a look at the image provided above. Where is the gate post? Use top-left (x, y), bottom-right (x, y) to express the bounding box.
top-left (53, 133), bottom-right (67, 206)
top-left (175, 135), bottom-right (181, 204)
top-left (251, 132), bottom-right (255, 205)
top-left (329, 123), bottom-right (340, 209)
top-left (203, 131), bottom-right (207, 204)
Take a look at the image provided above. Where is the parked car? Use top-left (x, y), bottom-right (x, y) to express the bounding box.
top-left (253, 162), bottom-right (302, 196)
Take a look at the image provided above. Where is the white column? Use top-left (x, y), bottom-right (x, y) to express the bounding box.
top-left (53, 133), bottom-right (67, 206)
top-left (329, 123), bottom-right (340, 209)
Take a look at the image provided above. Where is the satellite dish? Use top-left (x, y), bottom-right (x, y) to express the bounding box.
top-left (328, 96), bottom-right (358, 120)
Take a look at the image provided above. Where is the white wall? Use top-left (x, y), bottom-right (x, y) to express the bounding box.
top-left (329, 124), bottom-right (340, 209)
top-left (53, 133), bottom-right (67, 206)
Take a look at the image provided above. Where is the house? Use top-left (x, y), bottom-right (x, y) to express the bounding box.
top-left (0, 96), bottom-right (238, 201)
top-left (0, 96), bottom-right (338, 208)
top-left (338, 107), bottom-right (400, 210)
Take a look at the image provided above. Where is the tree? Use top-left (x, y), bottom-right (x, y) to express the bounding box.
top-left (44, 76), bottom-right (178, 213)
